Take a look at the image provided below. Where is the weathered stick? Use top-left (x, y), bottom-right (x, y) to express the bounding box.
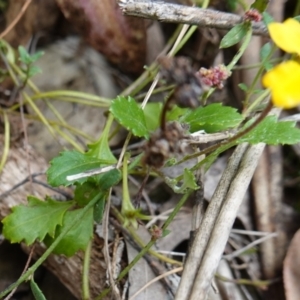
top-left (118, 0), bottom-right (269, 36)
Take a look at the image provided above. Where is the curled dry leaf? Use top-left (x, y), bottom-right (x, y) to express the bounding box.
top-left (283, 228), bottom-right (300, 300)
top-left (55, 0), bottom-right (147, 74)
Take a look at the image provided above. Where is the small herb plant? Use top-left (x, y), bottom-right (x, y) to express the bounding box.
top-left (1, 0), bottom-right (300, 298)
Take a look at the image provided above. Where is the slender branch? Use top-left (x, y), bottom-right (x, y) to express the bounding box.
top-left (118, 0), bottom-right (268, 36)
top-left (0, 0), bottom-right (32, 39)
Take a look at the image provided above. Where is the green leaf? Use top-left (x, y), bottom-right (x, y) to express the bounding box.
top-left (28, 65), bottom-right (42, 77)
top-left (238, 83), bottom-right (248, 92)
top-left (74, 181), bottom-right (100, 206)
top-left (162, 229), bottom-right (171, 237)
top-left (220, 23), bottom-right (250, 48)
top-left (260, 42), bottom-right (272, 61)
top-left (44, 208), bottom-right (93, 257)
top-left (30, 278), bottom-right (47, 300)
top-left (182, 168), bottom-right (199, 191)
top-left (95, 168), bottom-right (122, 189)
top-left (87, 127), bottom-right (117, 164)
top-left (94, 196), bottom-right (106, 223)
top-left (110, 96), bottom-right (149, 138)
top-left (86, 114), bottom-right (116, 163)
top-left (165, 169), bottom-right (199, 193)
top-left (18, 46), bottom-right (44, 64)
top-left (250, 0), bottom-right (269, 13)
top-left (262, 11), bottom-right (274, 25)
top-left (252, 89), bottom-right (264, 95)
top-left (238, 116), bottom-right (300, 145)
top-left (47, 150), bottom-right (108, 186)
top-left (2, 197), bottom-right (73, 245)
top-left (167, 105), bottom-right (189, 121)
top-left (30, 51), bottom-right (44, 62)
top-left (128, 153), bottom-right (143, 171)
top-left (260, 42), bottom-right (273, 71)
top-left (74, 169), bottom-right (120, 206)
top-left (143, 103), bottom-right (188, 132)
top-left (227, 0), bottom-right (238, 11)
top-left (182, 103), bottom-right (243, 133)
top-left (144, 102), bottom-right (162, 132)
top-left (18, 46), bottom-right (32, 64)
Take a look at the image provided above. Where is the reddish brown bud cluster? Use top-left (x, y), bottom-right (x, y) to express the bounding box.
top-left (143, 122), bottom-right (186, 169)
top-left (197, 64), bottom-right (231, 89)
top-left (149, 225), bottom-right (163, 241)
top-left (244, 8), bottom-right (262, 22)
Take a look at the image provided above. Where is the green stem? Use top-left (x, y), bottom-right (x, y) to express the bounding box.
top-left (243, 45), bottom-right (277, 107)
top-left (0, 109), bottom-right (94, 141)
top-left (176, 100), bottom-right (273, 168)
top-left (112, 206), bottom-right (182, 266)
top-left (204, 25), bottom-right (253, 101)
top-left (215, 273), bottom-right (273, 287)
top-left (227, 25), bottom-right (253, 71)
top-left (121, 24), bottom-right (186, 97)
top-left (242, 89), bottom-right (270, 117)
top-left (0, 193), bottom-right (102, 299)
top-left (31, 90), bottom-right (111, 105)
top-left (0, 111), bottom-right (10, 173)
top-left (122, 152), bottom-right (134, 212)
top-left (294, 0), bottom-right (300, 16)
top-left (171, 25), bottom-right (197, 56)
top-left (96, 191), bottom-right (192, 300)
top-left (82, 239), bottom-right (92, 300)
top-left (124, 190), bottom-right (190, 272)
top-left (22, 92), bottom-right (57, 138)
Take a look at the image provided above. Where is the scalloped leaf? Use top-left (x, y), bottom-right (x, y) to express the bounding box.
top-left (110, 96), bottom-right (149, 138)
top-left (2, 197), bottom-right (73, 245)
top-left (181, 103), bottom-right (243, 133)
top-left (47, 150), bottom-right (108, 186)
top-left (238, 116), bottom-right (300, 145)
top-left (44, 208), bottom-right (93, 257)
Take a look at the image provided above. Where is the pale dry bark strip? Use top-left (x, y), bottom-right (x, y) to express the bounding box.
top-left (118, 0), bottom-right (269, 36)
top-left (175, 143), bottom-right (249, 300)
top-left (189, 142), bottom-right (266, 299)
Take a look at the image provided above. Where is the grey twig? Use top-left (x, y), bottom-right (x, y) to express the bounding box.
top-left (118, 0), bottom-right (269, 36)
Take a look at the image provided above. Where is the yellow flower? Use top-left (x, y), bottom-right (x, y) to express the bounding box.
top-left (263, 60), bottom-right (300, 108)
top-left (268, 18), bottom-right (300, 55)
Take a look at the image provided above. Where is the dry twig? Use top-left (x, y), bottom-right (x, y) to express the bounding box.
top-left (0, 0), bottom-right (32, 39)
top-left (118, 0), bottom-right (268, 36)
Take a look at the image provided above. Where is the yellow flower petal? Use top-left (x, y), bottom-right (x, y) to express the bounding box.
top-left (268, 18), bottom-right (300, 55)
top-left (263, 60), bottom-right (300, 109)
